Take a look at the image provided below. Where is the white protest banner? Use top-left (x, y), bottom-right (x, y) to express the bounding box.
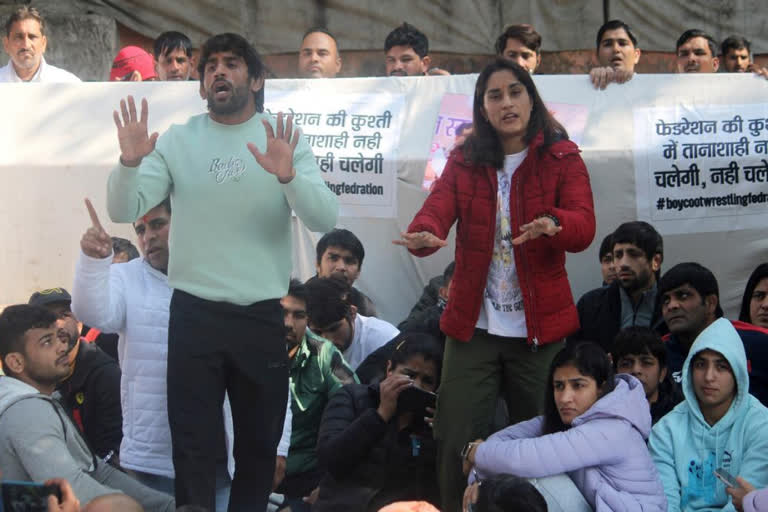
top-left (634, 104), bottom-right (768, 234)
top-left (265, 92), bottom-right (405, 218)
top-left (2, 74), bottom-right (768, 324)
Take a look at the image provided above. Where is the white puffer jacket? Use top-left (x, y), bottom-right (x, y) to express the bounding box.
top-left (72, 252), bottom-right (291, 478)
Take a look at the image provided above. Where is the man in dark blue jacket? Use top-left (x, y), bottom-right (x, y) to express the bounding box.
top-left (658, 262), bottom-right (768, 406)
top-left (572, 221), bottom-right (665, 352)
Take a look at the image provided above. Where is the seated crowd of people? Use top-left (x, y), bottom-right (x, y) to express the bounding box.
top-left (2, 5), bottom-right (768, 512)
top-left (4, 214), bottom-right (768, 512)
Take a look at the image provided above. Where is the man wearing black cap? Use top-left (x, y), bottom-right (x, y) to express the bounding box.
top-left (28, 288), bottom-right (122, 462)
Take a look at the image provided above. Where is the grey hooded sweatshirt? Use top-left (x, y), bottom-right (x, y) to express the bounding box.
top-left (0, 376), bottom-right (174, 511)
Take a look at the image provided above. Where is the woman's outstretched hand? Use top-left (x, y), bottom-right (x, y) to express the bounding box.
top-left (513, 216), bottom-right (562, 245)
top-left (393, 231), bottom-right (447, 250)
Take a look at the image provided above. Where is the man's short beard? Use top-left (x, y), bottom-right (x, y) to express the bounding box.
top-left (14, 50), bottom-right (38, 68)
top-left (332, 270), bottom-right (354, 285)
top-left (620, 268), bottom-right (653, 294)
top-left (207, 84), bottom-right (251, 115)
top-left (27, 364), bottom-right (68, 388)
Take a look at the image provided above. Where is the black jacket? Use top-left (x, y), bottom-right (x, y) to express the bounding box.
top-left (356, 316), bottom-right (445, 384)
top-left (81, 325), bottom-right (119, 362)
top-left (349, 287), bottom-right (377, 318)
top-left (314, 381), bottom-right (439, 512)
top-left (397, 275), bottom-right (445, 330)
top-left (58, 340), bottom-right (123, 459)
top-left (571, 281), bottom-right (666, 352)
top-left (650, 375), bottom-right (684, 425)
top-left (399, 300), bottom-right (446, 345)
top-left (355, 338), bottom-right (399, 385)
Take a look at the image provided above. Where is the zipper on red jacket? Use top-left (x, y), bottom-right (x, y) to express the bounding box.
top-left (514, 165), bottom-right (538, 350)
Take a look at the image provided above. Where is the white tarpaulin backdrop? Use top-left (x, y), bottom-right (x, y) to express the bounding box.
top-left (1, 73), bottom-right (767, 324)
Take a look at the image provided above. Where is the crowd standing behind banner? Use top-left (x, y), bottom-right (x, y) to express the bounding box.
top-left (2, 4), bottom-right (768, 512)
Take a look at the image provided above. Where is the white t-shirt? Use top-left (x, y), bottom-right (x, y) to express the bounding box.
top-left (476, 149), bottom-right (529, 337)
top-left (0, 56), bottom-right (80, 83)
top-left (343, 313), bottom-right (400, 369)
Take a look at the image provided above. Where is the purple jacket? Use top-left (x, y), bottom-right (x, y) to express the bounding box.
top-left (744, 488), bottom-right (768, 512)
top-left (474, 374), bottom-right (666, 511)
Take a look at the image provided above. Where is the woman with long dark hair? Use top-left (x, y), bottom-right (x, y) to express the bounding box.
top-left (394, 58), bottom-right (595, 511)
top-left (462, 343), bottom-right (666, 512)
top-left (739, 263), bottom-right (768, 328)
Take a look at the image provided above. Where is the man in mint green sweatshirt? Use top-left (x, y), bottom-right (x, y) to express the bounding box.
top-left (106, 32), bottom-right (338, 512)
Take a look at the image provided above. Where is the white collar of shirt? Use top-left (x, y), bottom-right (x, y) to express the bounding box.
top-left (142, 257), bottom-right (169, 282)
top-left (2, 55), bottom-right (48, 82)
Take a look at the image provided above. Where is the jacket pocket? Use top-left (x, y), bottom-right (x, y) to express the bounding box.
top-left (461, 197), bottom-right (493, 251)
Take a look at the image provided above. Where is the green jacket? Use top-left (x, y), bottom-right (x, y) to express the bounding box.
top-left (288, 331), bottom-right (358, 475)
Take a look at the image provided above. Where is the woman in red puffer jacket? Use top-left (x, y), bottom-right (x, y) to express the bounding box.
top-left (394, 58), bottom-right (595, 512)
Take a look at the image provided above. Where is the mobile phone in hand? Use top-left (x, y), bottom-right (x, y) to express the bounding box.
top-left (1, 480), bottom-right (62, 512)
top-left (397, 385), bottom-right (437, 414)
top-left (714, 467), bottom-right (740, 488)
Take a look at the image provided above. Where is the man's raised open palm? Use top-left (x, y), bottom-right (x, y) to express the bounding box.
top-left (247, 112), bottom-right (300, 184)
top-left (113, 95), bottom-right (159, 167)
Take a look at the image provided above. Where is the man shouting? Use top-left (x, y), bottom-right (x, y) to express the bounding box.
top-left (107, 32), bottom-right (338, 511)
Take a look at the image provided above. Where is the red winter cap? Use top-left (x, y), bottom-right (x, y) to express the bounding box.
top-left (110, 46), bottom-right (157, 81)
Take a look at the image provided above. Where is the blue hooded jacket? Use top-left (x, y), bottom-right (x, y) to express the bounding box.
top-left (649, 318), bottom-right (768, 511)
